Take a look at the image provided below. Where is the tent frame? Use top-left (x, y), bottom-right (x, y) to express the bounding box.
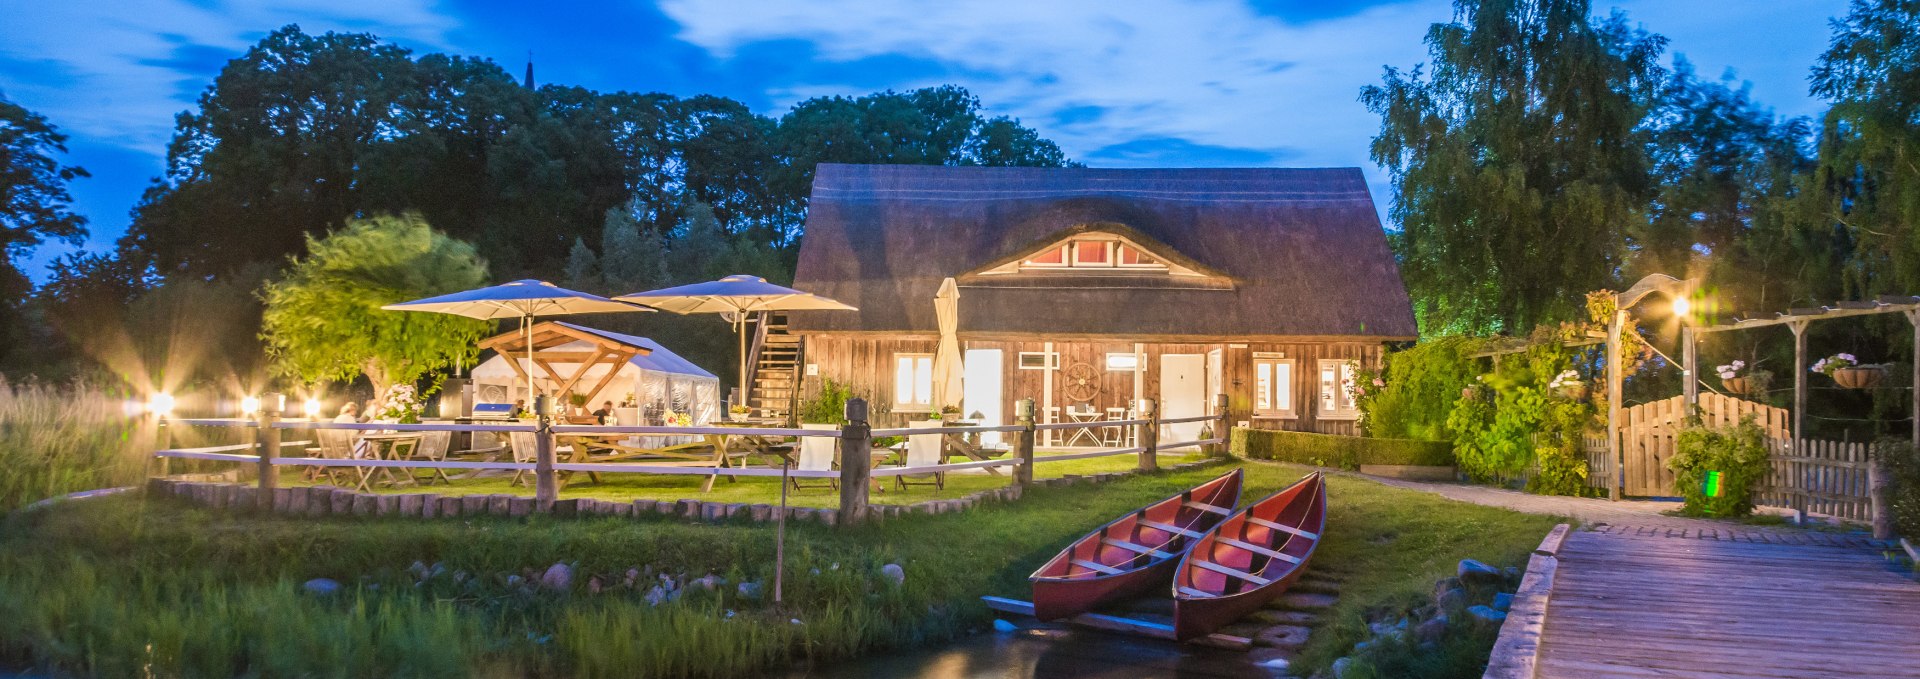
top-left (477, 322), bottom-right (649, 407)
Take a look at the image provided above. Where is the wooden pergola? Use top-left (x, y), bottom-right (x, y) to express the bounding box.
top-left (477, 321), bottom-right (652, 405)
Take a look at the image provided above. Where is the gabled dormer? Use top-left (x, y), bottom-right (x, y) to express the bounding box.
top-left (960, 223), bottom-right (1233, 289)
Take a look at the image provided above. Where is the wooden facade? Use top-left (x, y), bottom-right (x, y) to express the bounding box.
top-left (799, 334), bottom-right (1383, 437)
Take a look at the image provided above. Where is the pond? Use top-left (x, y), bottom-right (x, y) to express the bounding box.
top-left (784, 626), bottom-right (1288, 679)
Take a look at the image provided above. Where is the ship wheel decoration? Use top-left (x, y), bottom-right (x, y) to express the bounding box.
top-left (1062, 362), bottom-right (1101, 402)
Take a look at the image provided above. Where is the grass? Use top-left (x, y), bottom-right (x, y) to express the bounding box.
top-left (290, 450), bottom-right (1209, 508)
top-left (0, 459), bottom-right (1561, 678)
top-left (0, 382), bottom-right (257, 512)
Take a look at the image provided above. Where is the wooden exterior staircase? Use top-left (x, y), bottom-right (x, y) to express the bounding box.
top-left (746, 312), bottom-right (803, 422)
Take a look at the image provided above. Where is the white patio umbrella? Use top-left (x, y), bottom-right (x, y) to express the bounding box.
top-left (382, 280), bottom-right (651, 409)
top-left (615, 274), bottom-right (856, 405)
top-left (931, 277), bottom-right (964, 414)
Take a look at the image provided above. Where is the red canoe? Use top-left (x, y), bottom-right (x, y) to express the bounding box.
top-left (1029, 469), bottom-right (1245, 621)
top-left (1171, 472), bottom-right (1326, 640)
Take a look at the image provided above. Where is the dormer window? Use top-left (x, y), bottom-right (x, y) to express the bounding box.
top-left (1021, 238), bottom-right (1165, 270)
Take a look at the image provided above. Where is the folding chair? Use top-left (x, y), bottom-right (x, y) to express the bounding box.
top-left (792, 423), bottom-right (839, 491)
top-left (304, 429), bottom-right (358, 486)
top-left (897, 420), bottom-right (946, 490)
top-left (408, 430), bottom-right (453, 485)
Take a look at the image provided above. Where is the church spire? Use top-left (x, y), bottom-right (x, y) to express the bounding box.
top-left (523, 51), bottom-right (535, 89)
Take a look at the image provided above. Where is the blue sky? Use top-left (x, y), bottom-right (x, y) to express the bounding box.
top-left (0, 0), bottom-right (1847, 281)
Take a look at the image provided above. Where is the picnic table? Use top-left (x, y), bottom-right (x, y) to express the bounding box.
top-left (560, 428), bottom-right (794, 492)
top-left (357, 432), bottom-right (421, 491)
top-left (933, 420), bottom-right (1003, 476)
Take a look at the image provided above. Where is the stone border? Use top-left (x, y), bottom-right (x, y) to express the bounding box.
top-left (1483, 523), bottom-right (1568, 679)
top-left (145, 457), bottom-right (1231, 526)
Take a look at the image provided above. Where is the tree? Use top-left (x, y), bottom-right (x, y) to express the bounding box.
top-left (260, 213), bottom-right (491, 396)
top-left (1809, 0), bottom-right (1920, 297)
top-left (598, 206), bottom-right (666, 294)
top-left (1361, 0), bottom-right (1667, 335)
top-left (0, 93), bottom-right (89, 366)
top-left (564, 237), bottom-right (599, 291)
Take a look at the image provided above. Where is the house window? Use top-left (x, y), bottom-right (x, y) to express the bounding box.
top-left (1020, 238), bottom-right (1168, 270)
top-left (1018, 352), bottom-right (1058, 369)
top-left (1104, 353), bottom-right (1140, 371)
top-left (1319, 359), bottom-right (1357, 418)
top-left (894, 353), bottom-right (933, 410)
top-left (1253, 354), bottom-right (1294, 417)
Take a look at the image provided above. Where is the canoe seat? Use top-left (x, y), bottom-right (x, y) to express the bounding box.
top-left (1183, 501), bottom-right (1232, 516)
top-left (1071, 559), bottom-right (1124, 575)
top-left (1102, 538), bottom-right (1174, 560)
top-left (1246, 516), bottom-right (1319, 541)
top-left (1177, 586), bottom-right (1216, 598)
top-left (1138, 520), bottom-right (1204, 539)
top-left (1215, 536), bottom-right (1303, 564)
top-left (1192, 559), bottom-right (1273, 586)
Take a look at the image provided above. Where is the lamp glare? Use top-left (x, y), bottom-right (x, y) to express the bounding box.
top-left (148, 392), bottom-right (176, 417)
top-left (240, 395), bottom-right (262, 415)
top-left (1673, 296), bottom-right (1691, 318)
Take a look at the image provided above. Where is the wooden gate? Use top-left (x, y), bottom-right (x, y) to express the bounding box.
top-left (1611, 393), bottom-right (1789, 497)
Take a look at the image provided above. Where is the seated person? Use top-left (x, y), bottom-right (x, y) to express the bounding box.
top-left (592, 401), bottom-right (615, 425)
top-left (333, 402), bottom-right (360, 423)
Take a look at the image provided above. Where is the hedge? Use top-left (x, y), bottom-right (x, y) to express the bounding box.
top-left (1230, 427), bottom-right (1455, 470)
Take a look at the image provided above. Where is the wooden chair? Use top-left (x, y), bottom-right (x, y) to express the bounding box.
top-left (897, 420), bottom-right (946, 490)
top-left (407, 430), bottom-right (453, 485)
top-left (1103, 408), bottom-right (1129, 447)
top-left (305, 429), bottom-right (358, 485)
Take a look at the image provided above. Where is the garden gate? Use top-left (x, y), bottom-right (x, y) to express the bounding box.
top-left (1595, 393), bottom-right (1788, 497)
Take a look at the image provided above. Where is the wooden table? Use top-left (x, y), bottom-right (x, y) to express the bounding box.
top-left (560, 431), bottom-right (792, 493)
top-left (1062, 410), bottom-right (1104, 447)
top-left (357, 433), bottom-right (422, 491)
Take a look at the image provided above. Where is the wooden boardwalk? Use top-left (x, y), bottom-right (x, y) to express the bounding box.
top-left (1534, 530), bottom-right (1920, 678)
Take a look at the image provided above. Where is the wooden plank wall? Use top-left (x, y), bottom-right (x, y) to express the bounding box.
top-left (797, 335), bottom-right (1382, 434)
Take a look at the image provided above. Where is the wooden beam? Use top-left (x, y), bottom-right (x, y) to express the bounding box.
top-left (577, 351), bottom-right (637, 406)
top-left (1607, 309), bottom-right (1625, 501)
top-left (1681, 326), bottom-right (1698, 410)
top-left (1790, 319), bottom-right (1810, 523)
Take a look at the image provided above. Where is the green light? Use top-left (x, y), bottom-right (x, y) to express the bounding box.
top-left (1703, 470), bottom-right (1722, 498)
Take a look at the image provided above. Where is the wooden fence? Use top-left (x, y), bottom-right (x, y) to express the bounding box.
top-left (1577, 394), bottom-right (1872, 521)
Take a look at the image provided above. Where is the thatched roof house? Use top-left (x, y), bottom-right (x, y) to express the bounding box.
top-left (768, 164), bottom-right (1414, 438)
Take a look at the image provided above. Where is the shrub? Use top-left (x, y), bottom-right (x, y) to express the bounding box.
top-left (795, 379), bottom-right (855, 425)
top-left (1231, 428), bottom-right (1454, 469)
top-left (1872, 440), bottom-right (1920, 538)
top-left (1356, 336), bottom-right (1482, 441)
top-left (1668, 417), bottom-right (1770, 517)
top-left (1446, 326), bottom-right (1597, 495)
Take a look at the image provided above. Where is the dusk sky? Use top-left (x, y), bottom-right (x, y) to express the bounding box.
top-left (0, 0), bottom-right (1846, 281)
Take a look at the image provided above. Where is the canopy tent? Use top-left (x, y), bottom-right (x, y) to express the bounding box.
top-left (471, 322), bottom-right (720, 425)
top-left (616, 274), bottom-right (856, 402)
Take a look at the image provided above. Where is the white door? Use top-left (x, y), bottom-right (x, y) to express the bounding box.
top-left (1206, 349), bottom-right (1224, 415)
top-left (1160, 354), bottom-right (1206, 443)
top-left (963, 349), bottom-right (1004, 447)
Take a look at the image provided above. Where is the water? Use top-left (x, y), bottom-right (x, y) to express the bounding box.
top-left (786, 627), bottom-right (1288, 679)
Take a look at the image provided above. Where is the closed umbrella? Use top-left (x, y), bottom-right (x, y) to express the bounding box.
top-left (931, 277), bottom-right (964, 415)
top-left (383, 280), bottom-right (651, 409)
top-left (616, 275), bottom-right (856, 407)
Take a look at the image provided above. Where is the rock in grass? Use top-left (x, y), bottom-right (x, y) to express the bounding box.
top-left (992, 618), bottom-right (1018, 633)
top-left (1457, 559), bottom-right (1502, 586)
top-left (541, 563), bottom-right (572, 591)
top-left (303, 578), bottom-right (342, 596)
top-left (1415, 616), bottom-right (1449, 643)
top-left (880, 563), bottom-right (906, 587)
top-left (1331, 656), bottom-right (1353, 679)
top-left (1436, 587), bottom-right (1467, 613)
top-left (1493, 592), bottom-right (1514, 612)
top-left (736, 581), bottom-right (763, 600)
top-left (1467, 604), bottom-right (1507, 627)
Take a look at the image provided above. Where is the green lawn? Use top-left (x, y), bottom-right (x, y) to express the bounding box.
top-left (0, 459), bottom-right (1561, 678)
top-left (289, 451), bottom-right (1208, 508)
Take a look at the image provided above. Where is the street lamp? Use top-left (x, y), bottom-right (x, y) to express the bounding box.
top-left (147, 392), bottom-right (176, 418)
top-left (240, 395), bottom-right (262, 416)
top-left (304, 397), bottom-right (323, 419)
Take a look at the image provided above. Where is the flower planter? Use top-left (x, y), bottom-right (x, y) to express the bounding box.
top-left (1554, 382), bottom-right (1587, 400)
top-left (1831, 365), bottom-right (1886, 389)
top-left (1721, 377), bottom-right (1752, 396)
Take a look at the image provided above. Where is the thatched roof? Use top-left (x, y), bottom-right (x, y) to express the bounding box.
top-left (788, 164), bottom-right (1416, 340)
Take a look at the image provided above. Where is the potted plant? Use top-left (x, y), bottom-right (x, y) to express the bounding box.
top-left (729, 404), bottom-right (753, 421)
top-left (1548, 369), bottom-right (1585, 400)
top-left (1715, 360), bottom-right (1772, 397)
top-left (568, 392), bottom-right (588, 415)
top-left (377, 384), bottom-right (424, 424)
top-left (1813, 353), bottom-right (1884, 389)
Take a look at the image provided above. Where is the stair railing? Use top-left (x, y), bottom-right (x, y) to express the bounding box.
top-left (742, 311), bottom-right (773, 415)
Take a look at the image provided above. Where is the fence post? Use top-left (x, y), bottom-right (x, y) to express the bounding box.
top-left (1210, 393), bottom-right (1231, 457)
top-left (255, 393), bottom-right (283, 510)
top-left (1138, 398), bottom-right (1159, 472)
top-left (534, 394), bottom-right (557, 512)
top-left (838, 398), bottom-right (872, 526)
top-left (149, 416), bottom-right (174, 479)
top-left (1014, 398), bottom-right (1036, 488)
top-left (1869, 448), bottom-right (1893, 540)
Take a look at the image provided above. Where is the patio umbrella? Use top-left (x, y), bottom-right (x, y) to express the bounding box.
top-left (931, 277), bottom-right (964, 414)
top-left (615, 274), bottom-right (856, 404)
top-left (382, 280), bottom-right (651, 408)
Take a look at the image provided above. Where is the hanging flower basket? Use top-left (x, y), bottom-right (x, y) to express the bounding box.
top-left (1832, 365), bottom-right (1886, 389)
top-left (1721, 377), bottom-right (1752, 396)
top-left (1547, 370), bottom-right (1585, 400)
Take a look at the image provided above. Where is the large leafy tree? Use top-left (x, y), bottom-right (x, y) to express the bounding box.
top-left (260, 213), bottom-right (491, 396)
top-left (1810, 0), bottom-right (1920, 297)
top-left (1362, 0), bottom-right (1667, 335)
top-left (0, 93), bottom-right (88, 367)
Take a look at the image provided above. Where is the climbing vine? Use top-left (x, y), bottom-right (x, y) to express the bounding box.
top-left (1354, 336), bottom-right (1484, 441)
top-left (1446, 326), bottom-right (1600, 494)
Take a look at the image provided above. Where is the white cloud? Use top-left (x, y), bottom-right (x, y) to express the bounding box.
top-left (0, 0), bottom-right (457, 155)
top-left (659, 0), bottom-right (1447, 169)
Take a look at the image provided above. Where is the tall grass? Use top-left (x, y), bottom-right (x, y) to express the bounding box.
top-left (0, 381), bottom-right (154, 511)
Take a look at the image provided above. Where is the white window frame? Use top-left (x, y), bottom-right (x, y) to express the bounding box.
top-left (1253, 354), bottom-right (1295, 418)
top-left (1318, 359), bottom-right (1358, 420)
top-left (893, 353), bottom-right (934, 412)
top-left (1020, 238), bottom-right (1171, 271)
top-left (1018, 352), bottom-right (1059, 370)
top-left (1114, 242), bottom-right (1166, 269)
top-left (1104, 352), bottom-right (1140, 371)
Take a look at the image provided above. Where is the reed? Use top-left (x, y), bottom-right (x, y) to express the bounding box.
top-left (0, 381), bottom-right (153, 511)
